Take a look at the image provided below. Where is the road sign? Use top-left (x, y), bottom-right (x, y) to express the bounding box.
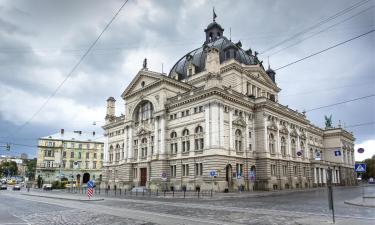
top-left (334, 149), bottom-right (341, 156)
top-left (357, 148), bottom-right (365, 154)
top-left (209, 170), bottom-right (217, 177)
top-left (87, 180), bottom-right (94, 188)
top-left (355, 163), bottom-right (366, 172)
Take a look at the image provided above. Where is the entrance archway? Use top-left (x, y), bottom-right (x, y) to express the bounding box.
top-left (83, 173), bottom-right (90, 184)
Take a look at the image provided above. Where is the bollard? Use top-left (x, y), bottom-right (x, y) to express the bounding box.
top-left (125, 189), bottom-right (126, 196)
top-left (198, 190), bottom-right (200, 199)
top-left (173, 190), bottom-right (174, 197)
top-left (136, 190), bottom-right (138, 196)
top-left (211, 189), bottom-right (213, 198)
top-left (115, 189), bottom-right (116, 196)
top-left (164, 190), bottom-right (166, 197)
top-left (120, 189), bottom-right (122, 196)
top-left (184, 190), bottom-right (186, 199)
top-left (156, 189), bottom-right (158, 197)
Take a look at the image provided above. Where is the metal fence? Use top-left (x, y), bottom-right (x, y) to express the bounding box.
top-left (64, 186), bottom-right (214, 199)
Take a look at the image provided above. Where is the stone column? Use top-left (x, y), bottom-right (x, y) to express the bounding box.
top-left (154, 117), bottom-right (159, 156)
top-left (264, 115), bottom-right (268, 153)
top-left (205, 103), bottom-right (211, 148)
top-left (211, 102), bottom-right (219, 147)
top-left (219, 104), bottom-right (224, 147)
top-left (322, 168), bottom-right (327, 184)
top-left (160, 115), bottom-right (166, 158)
top-left (229, 108), bottom-right (233, 150)
top-left (124, 127), bottom-right (128, 161)
top-left (336, 170), bottom-right (340, 184)
top-left (128, 126), bottom-right (133, 160)
top-left (245, 114), bottom-right (249, 151)
top-left (332, 168), bottom-right (336, 183)
top-left (314, 167), bottom-right (317, 184)
top-left (276, 123), bottom-right (280, 154)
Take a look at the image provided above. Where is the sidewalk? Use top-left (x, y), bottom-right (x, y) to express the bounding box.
top-left (344, 196), bottom-right (375, 208)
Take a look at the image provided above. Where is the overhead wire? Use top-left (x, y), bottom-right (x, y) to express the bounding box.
top-left (5, 0), bottom-right (130, 139)
top-left (305, 94), bottom-right (375, 112)
top-left (259, 0), bottom-right (371, 55)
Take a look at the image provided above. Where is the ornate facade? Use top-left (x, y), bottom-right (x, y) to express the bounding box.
top-left (102, 18), bottom-right (356, 191)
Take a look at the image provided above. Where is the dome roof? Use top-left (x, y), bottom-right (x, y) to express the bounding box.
top-left (169, 36), bottom-right (260, 80)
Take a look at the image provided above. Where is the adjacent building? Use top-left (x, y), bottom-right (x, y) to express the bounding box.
top-left (101, 16), bottom-right (356, 191)
top-left (36, 129), bottom-right (104, 185)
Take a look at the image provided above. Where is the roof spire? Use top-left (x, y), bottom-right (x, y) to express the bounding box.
top-left (213, 7), bottom-right (217, 22)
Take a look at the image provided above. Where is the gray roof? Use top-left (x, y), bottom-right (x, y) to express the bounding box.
top-left (40, 131), bottom-right (104, 143)
top-left (169, 35), bottom-right (261, 80)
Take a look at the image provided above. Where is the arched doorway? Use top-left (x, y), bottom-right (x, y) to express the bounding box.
top-left (83, 173), bottom-right (90, 184)
top-left (226, 164), bottom-right (233, 190)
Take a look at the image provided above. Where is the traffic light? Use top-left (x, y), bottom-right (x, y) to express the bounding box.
top-left (6, 143), bottom-right (10, 151)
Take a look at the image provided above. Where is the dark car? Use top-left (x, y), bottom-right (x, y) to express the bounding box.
top-left (13, 184), bottom-right (21, 191)
top-left (0, 184), bottom-right (7, 190)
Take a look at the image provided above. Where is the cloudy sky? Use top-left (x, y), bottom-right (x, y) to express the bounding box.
top-left (0, 0), bottom-right (374, 160)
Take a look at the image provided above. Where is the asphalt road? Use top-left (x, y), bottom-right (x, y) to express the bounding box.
top-left (0, 185), bottom-right (374, 225)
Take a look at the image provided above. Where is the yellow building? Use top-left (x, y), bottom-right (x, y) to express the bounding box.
top-left (36, 129), bottom-right (104, 185)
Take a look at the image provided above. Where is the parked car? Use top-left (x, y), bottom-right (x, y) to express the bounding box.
top-left (13, 184), bottom-right (21, 191)
top-left (42, 184), bottom-right (52, 190)
top-left (0, 184), bottom-right (7, 190)
top-left (7, 179), bottom-right (16, 185)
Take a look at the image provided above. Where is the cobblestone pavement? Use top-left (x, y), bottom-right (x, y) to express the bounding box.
top-left (1, 185), bottom-right (374, 225)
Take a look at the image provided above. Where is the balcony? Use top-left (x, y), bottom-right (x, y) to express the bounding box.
top-left (36, 163), bottom-right (61, 170)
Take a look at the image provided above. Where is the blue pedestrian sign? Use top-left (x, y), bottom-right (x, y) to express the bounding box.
top-left (334, 149), bottom-right (341, 156)
top-left (87, 180), bottom-right (94, 188)
top-left (355, 164), bottom-right (366, 173)
top-left (209, 170), bottom-right (217, 177)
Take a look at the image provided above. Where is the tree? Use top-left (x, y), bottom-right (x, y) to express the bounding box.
top-left (0, 161), bottom-right (18, 177)
top-left (25, 158), bottom-right (37, 181)
top-left (361, 155), bottom-right (375, 180)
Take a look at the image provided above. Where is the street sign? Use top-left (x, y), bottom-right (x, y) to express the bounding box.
top-left (209, 170), bottom-right (217, 177)
top-left (296, 150), bottom-right (302, 157)
top-left (334, 149), bottom-right (341, 156)
top-left (357, 148), bottom-right (365, 154)
top-left (87, 180), bottom-right (94, 188)
top-left (355, 163), bottom-right (366, 172)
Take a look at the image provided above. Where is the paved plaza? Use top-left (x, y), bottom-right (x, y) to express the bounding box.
top-left (0, 185), bottom-right (374, 225)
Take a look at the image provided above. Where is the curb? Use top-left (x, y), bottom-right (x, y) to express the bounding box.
top-left (344, 200), bottom-right (375, 208)
top-left (22, 193), bottom-right (104, 202)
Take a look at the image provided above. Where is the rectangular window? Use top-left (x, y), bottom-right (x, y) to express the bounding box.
top-left (93, 161), bottom-right (97, 169)
top-left (63, 151), bottom-right (66, 158)
top-left (94, 153), bottom-right (97, 159)
top-left (86, 152), bottom-right (89, 159)
top-left (170, 115), bottom-right (173, 120)
top-left (85, 161), bottom-right (89, 169)
top-left (293, 166), bottom-right (297, 176)
top-left (78, 152), bottom-right (81, 159)
top-left (78, 144), bottom-right (82, 149)
top-left (170, 165), bottom-right (176, 177)
top-left (271, 165), bottom-right (276, 176)
top-left (186, 110), bottom-right (189, 116)
top-left (249, 144), bottom-right (252, 151)
top-left (199, 106), bottom-right (203, 112)
top-left (282, 165), bottom-right (287, 176)
top-left (181, 111), bottom-right (185, 117)
top-left (101, 153), bottom-right (104, 159)
top-left (70, 151), bottom-right (74, 158)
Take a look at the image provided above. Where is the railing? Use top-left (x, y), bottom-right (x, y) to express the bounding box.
top-left (64, 186), bottom-right (214, 199)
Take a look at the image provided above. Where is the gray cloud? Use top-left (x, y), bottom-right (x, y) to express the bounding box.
top-left (0, 0), bottom-right (373, 158)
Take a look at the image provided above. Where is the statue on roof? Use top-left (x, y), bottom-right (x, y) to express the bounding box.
top-left (143, 58), bottom-right (147, 70)
top-left (324, 115), bottom-right (333, 128)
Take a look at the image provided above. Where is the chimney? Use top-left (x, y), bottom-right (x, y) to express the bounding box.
top-left (61, 129), bottom-right (64, 135)
top-left (93, 131), bottom-right (96, 136)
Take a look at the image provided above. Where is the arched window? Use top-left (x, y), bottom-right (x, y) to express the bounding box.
top-left (291, 139), bottom-right (296, 158)
top-left (235, 129), bottom-right (242, 152)
top-left (310, 148), bottom-right (313, 159)
top-left (281, 137), bottom-right (287, 156)
top-left (300, 141), bottom-right (305, 158)
top-left (141, 138), bottom-right (147, 158)
top-left (109, 145), bottom-right (114, 162)
top-left (170, 131), bottom-right (177, 154)
top-left (182, 129), bottom-right (190, 153)
top-left (135, 101), bottom-right (154, 122)
top-left (115, 144), bottom-right (121, 161)
top-left (195, 126), bottom-right (204, 150)
top-left (269, 133), bottom-right (275, 154)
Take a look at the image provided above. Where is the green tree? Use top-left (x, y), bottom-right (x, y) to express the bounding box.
top-left (0, 161), bottom-right (18, 177)
top-left (361, 155), bottom-right (375, 180)
top-left (25, 158), bottom-right (37, 181)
